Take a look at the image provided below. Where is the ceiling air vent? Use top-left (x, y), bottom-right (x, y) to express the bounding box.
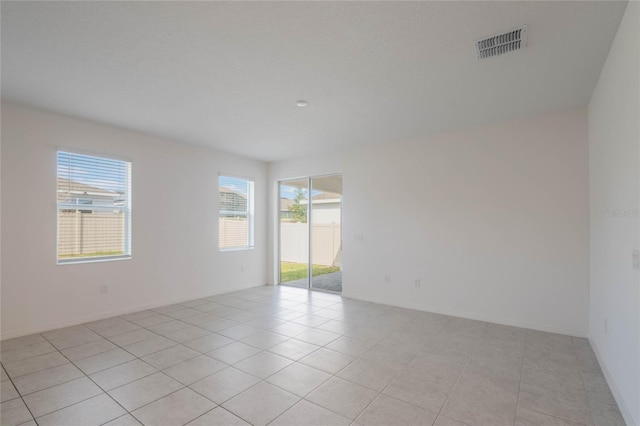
top-left (476, 26), bottom-right (527, 59)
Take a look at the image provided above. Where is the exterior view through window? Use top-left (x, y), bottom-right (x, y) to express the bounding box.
top-left (219, 175), bottom-right (254, 250)
top-left (57, 151), bottom-right (132, 263)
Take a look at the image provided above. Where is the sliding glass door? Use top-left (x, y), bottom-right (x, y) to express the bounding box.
top-left (279, 175), bottom-right (342, 293)
top-left (279, 178), bottom-right (309, 289)
top-left (310, 175), bottom-right (342, 292)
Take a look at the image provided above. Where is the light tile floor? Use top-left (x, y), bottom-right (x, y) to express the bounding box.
top-left (0, 285), bottom-right (625, 426)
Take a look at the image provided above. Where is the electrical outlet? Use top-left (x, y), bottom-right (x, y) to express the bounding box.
top-left (100, 285), bottom-right (108, 295)
top-left (633, 249), bottom-right (639, 271)
top-left (384, 274), bottom-right (391, 284)
top-left (414, 279), bottom-right (421, 288)
top-left (354, 234), bottom-right (364, 243)
top-left (241, 265), bottom-right (247, 272)
top-left (604, 318), bottom-right (608, 334)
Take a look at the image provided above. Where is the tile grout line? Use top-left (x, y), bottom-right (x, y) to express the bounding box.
top-left (513, 329), bottom-right (530, 426)
top-left (3, 287), bottom-right (617, 426)
top-left (36, 332), bottom-right (134, 424)
top-left (431, 321), bottom-right (487, 426)
top-left (2, 359), bottom-right (42, 426)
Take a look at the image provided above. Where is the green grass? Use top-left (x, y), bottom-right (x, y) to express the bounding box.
top-left (280, 261), bottom-right (340, 282)
top-left (59, 250), bottom-right (124, 259)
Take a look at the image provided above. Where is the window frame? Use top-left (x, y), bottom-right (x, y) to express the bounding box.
top-left (219, 174), bottom-right (255, 252)
top-left (56, 149), bottom-right (132, 265)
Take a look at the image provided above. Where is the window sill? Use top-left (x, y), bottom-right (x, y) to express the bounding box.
top-left (220, 247), bottom-right (255, 253)
top-left (57, 255), bottom-right (132, 265)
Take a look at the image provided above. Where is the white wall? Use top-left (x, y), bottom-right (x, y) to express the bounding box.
top-left (1, 103), bottom-right (268, 339)
top-left (269, 108), bottom-right (590, 336)
top-left (588, 2), bottom-right (640, 424)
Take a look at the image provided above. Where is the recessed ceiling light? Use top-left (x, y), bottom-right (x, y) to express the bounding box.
top-left (296, 100), bottom-right (308, 107)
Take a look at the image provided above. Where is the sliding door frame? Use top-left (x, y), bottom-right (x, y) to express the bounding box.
top-left (277, 173), bottom-right (342, 293)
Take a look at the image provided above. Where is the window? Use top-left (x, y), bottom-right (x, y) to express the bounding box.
top-left (219, 175), bottom-right (254, 250)
top-left (57, 151), bottom-right (132, 263)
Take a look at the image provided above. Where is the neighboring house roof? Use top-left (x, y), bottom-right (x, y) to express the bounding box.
top-left (312, 192), bottom-right (341, 201)
top-left (281, 198), bottom-right (293, 211)
top-left (57, 177), bottom-right (125, 208)
top-left (282, 192), bottom-right (341, 211)
top-left (220, 187), bottom-right (247, 212)
top-left (57, 177), bottom-right (120, 197)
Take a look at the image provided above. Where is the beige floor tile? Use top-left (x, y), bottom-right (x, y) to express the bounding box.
top-left (337, 357), bottom-right (404, 391)
top-left (0, 287), bottom-right (624, 426)
top-left (1, 380), bottom-right (20, 402)
top-left (95, 322), bottom-right (141, 338)
top-left (1, 335), bottom-right (46, 352)
top-left (147, 320), bottom-right (191, 335)
top-left (36, 393), bottom-right (125, 426)
top-left (74, 348), bottom-right (136, 375)
top-left (295, 329), bottom-right (341, 346)
top-left (131, 314), bottom-right (173, 328)
top-left (189, 367), bottom-right (260, 404)
top-left (241, 331), bottom-right (289, 349)
top-left (518, 382), bottom-right (593, 425)
top-left (1, 342), bottom-right (57, 364)
top-left (3, 352), bottom-right (69, 378)
top-left (217, 324), bottom-right (261, 340)
top-left (355, 394), bottom-right (437, 426)
top-left (183, 333), bottom-right (234, 353)
top-left (588, 394), bottom-right (626, 426)
top-left (23, 377), bottom-right (103, 417)
top-left (268, 339), bottom-right (320, 361)
top-left (108, 329), bottom-right (157, 347)
top-left (206, 342), bottom-right (261, 364)
top-left (515, 408), bottom-right (584, 426)
top-left (102, 413), bottom-right (143, 425)
top-left (271, 399), bottom-right (350, 426)
top-left (465, 350), bottom-right (523, 385)
top-left (160, 326), bottom-right (211, 343)
top-left (299, 348), bottom-right (355, 374)
top-left (581, 370), bottom-right (612, 397)
top-left (131, 388), bottom-right (215, 426)
top-left (120, 310), bottom-right (157, 322)
top-left (48, 330), bottom-right (103, 350)
top-left (163, 355), bottom-right (226, 385)
top-left (0, 398), bottom-right (34, 426)
top-left (123, 336), bottom-right (177, 358)
top-left (13, 363), bottom-right (84, 395)
top-left (270, 322), bottom-right (312, 338)
top-left (141, 345), bottom-right (200, 370)
top-left (61, 339), bottom-right (118, 361)
top-left (186, 406), bottom-right (249, 425)
top-left (306, 376), bottom-right (378, 420)
top-left (440, 372), bottom-right (518, 426)
top-left (325, 336), bottom-right (375, 357)
top-left (432, 415), bottom-right (472, 426)
top-left (234, 351), bottom-right (292, 379)
top-left (266, 363), bottom-right (331, 396)
top-left (383, 365), bottom-right (457, 413)
top-left (361, 343), bottom-right (417, 364)
top-left (222, 381), bottom-right (299, 426)
top-left (165, 308), bottom-right (201, 319)
top-left (108, 372), bottom-right (183, 411)
top-left (90, 359), bottom-right (158, 391)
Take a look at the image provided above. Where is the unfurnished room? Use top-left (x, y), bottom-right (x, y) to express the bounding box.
top-left (0, 1), bottom-right (638, 426)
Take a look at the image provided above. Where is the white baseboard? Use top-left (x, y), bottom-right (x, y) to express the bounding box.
top-left (341, 290), bottom-right (587, 338)
top-left (589, 337), bottom-right (637, 426)
top-left (0, 282), bottom-right (266, 341)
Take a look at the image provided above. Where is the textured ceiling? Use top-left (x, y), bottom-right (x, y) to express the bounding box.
top-left (1, 1), bottom-right (627, 162)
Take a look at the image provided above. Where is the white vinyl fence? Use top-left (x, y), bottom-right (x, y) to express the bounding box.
top-left (281, 222), bottom-right (341, 267)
